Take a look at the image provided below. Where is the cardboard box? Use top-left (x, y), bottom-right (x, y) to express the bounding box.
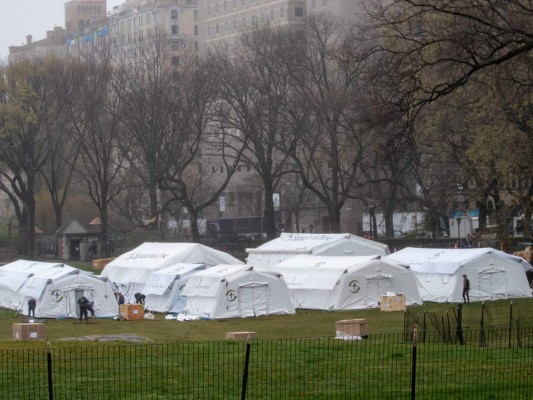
top-left (91, 258), bottom-right (114, 270)
top-left (225, 331), bottom-right (256, 340)
top-left (119, 304), bottom-right (144, 320)
top-left (335, 319), bottom-right (368, 338)
top-left (380, 294), bottom-right (406, 312)
top-left (13, 323), bottom-right (45, 341)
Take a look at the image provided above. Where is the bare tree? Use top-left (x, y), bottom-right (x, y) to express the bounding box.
top-left (64, 55), bottom-right (127, 257)
top-left (0, 61), bottom-right (56, 257)
top-left (212, 25), bottom-right (296, 239)
top-left (112, 36), bottom-right (185, 229)
top-left (285, 15), bottom-right (377, 232)
top-left (160, 55), bottom-right (246, 242)
top-left (39, 58), bottom-right (81, 231)
top-left (363, 0), bottom-right (532, 113)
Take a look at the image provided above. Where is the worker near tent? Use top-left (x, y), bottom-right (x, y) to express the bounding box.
top-left (27, 298), bottom-right (36, 318)
top-left (462, 274), bottom-right (470, 303)
top-left (78, 296), bottom-right (89, 322)
top-left (134, 292), bottom-right (146, 305)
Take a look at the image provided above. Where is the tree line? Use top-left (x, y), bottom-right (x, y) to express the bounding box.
top-left (0, 2), bottom-right (531, 258)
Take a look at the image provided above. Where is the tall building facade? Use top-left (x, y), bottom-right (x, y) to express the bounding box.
top-left (8, 27), bottom-right (68, 64)
top-left (65, 0), bottom-right (107, 34)
top-left (198, 0), bottom-right (307, 51)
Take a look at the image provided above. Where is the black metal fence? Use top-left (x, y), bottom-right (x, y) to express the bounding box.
top-left (1, 327), bottom-right (533, 400)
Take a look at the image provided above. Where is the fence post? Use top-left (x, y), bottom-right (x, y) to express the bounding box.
top-left (241, 341), bottom-right (252, 400)
top-left (456, 304), bottom-right (465, 345)
top-left (411, 323), bottom-right (417, 400)
top-left (508, 300), bottom-right (513, 348)
top-left (47, 341), bottom-right (53, 400)
top-left (480, 301), bottom-right (486, 347)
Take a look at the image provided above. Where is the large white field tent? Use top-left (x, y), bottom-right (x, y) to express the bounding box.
top-left (0, 260), bottom-right (119, 318)
top-left (143, 263), bottom-right (205, 313)
top-left (182, 264), bottom-right (295, 319)
top-left (269, 255), bottom-right (422, 310)
top-left (101, 242), bottom-right (244, 302)
top-left (246, 233), bottom-right (390, 269)
top-left (387, 247), bottom-right (533, 303)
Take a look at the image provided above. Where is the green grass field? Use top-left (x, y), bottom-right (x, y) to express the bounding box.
top-left (1, 298), bottom-right (531, 348)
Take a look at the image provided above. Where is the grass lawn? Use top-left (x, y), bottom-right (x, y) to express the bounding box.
top-left (1, 298), bottom-right (531, 348)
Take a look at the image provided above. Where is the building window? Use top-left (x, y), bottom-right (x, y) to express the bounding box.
top-left (172, 25), bottom-right (179, 35)
top-left (232, 0), bottom-right (236, 8)
top-left (172, 40), bottom-right (180, 50)
top-left (220, 166), bottom-right (224, 173)
top-left (172, 56), bottom-right (179, 66)
top-left (194, 25), bottom-right (198, 35)
top-left (270, 9), bottom-right (274, 20)
top-left (194, 10), bottom-right (198, 20)
top-left (280, 7), bottom-right (285, 18)
top-left (294, 6), bottom-right (304, 17)
top-left (207, 5), bottom-right (211, 15)
top-left (208, 25), bottom-right (212, 36)
top-left (171, 9), bottom-right (179, 19)
top-left (212, 166), bottom-right (216, 173)
top-left (216, 24), bottom-right (220, 34)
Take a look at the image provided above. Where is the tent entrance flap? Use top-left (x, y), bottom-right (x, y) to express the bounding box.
top-left (238, 284), bottom-right (269, 317)
top-left (365, 273), bottom-right (393, 305)
top-left (478, 267), bottom-right (506, 299)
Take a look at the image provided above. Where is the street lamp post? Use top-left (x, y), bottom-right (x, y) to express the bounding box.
top-left (456, 217), bottom-right (462, 248)
top-left (369, 204), bottom-right (375, 239)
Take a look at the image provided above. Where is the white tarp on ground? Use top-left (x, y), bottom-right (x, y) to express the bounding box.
top-left (0, 260), bottom-right (119, 318)
top-left (246, 233), bottom-right (390, 270)
top-left (182, 264), bottom-right (295, 319)
top-left (142, 263), bottom-right (205, 313)
top-left (269, 255), bottom-right (422, 310)
top-left (387, 247), bottom-right (533, 303)
top-left (101, 242), bottom-right (244, 303)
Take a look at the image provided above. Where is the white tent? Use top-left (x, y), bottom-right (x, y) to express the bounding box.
top-left (246, 233), bottom-right (390, 269)
top-left (269, 255), bottom-right (422, 310)
top-left (101, 242), bottom-right (244, 302)
top-left (182, 264), bottom-right (295, 319)
top-left (0, 260), bottom-right (119, 318)
top-left (143, 263), bottom-right (205, 313)
top-left (387, 247), bottom-right (533, 303)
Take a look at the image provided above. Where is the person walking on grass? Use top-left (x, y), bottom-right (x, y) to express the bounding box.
top-left (78, 296), bottom-right (89, 322)
top-left (27, 298), bottom-right (36, 318)
top-left (462, 274), bottom-right (470, 303)
top-left (87, 300), bottom-right (96, 318)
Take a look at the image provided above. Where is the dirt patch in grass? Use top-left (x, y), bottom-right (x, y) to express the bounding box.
top-left (57, 334), bottom-right (152, 343)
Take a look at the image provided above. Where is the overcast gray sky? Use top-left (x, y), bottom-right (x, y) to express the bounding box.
top-left (1, 0), bottom-right (123, 62)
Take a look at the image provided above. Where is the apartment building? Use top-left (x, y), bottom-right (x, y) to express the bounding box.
top-left (8, 27), bottom-right (68, 64)
top-left (198, 0), bottom-right (307, 51)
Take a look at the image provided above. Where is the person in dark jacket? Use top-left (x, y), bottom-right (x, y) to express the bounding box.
top-left (462, 274), bottom-right (470, 303)
top-left (134, 292), bottom-right (146, 305)
top-left (78, 296), bottom-right (89, 322)
top-left (28, 298), bottom-right (36, 318)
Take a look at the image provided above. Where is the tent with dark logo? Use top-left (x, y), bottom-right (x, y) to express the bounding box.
top-left (267, 255), bottom-right (422, 310)
top-left (182, 264), bottom-right (295, 319)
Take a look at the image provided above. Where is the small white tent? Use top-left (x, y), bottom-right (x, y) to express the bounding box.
top-left (269, 255), bottom-right (422, 310)
top-left (387, 247), bottom-right (532, 303)
top-left (101, 242), bottom-right (244, 302)
top-left (182, 264), bottom-right (295, 319)
top-left (143, 263), bottom-right (205, 313)
top-left (0, 260), bottom-right (119, 318)
top-left (246, 233), bottom-right (390, 269)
